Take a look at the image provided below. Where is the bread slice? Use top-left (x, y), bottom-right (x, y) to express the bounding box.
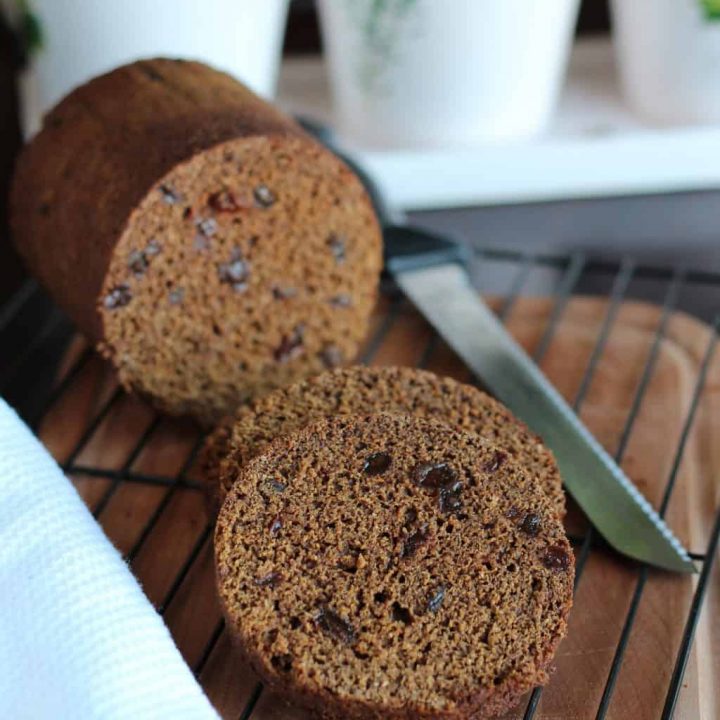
top-left (215, 413), bottom-right (574, 719)
top-left (202, 365), bottom-right (564, 517)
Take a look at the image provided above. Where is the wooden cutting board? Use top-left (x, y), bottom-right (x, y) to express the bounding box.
top-left (37, 295), bottom-right (720, 720)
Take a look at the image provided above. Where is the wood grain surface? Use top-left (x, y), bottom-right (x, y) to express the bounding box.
top-left (37, 295), bottom-right (720, 719)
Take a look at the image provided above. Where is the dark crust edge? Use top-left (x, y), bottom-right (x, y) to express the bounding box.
top-left (198, 413), bottom-right (234, 516)
top-left (218, 612), bottom-right (568, 720)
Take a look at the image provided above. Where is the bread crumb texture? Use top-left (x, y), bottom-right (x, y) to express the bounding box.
top-left (204, 366), bottom-right (565, 518)
top-left (215, 413), bottom-right (574, 720)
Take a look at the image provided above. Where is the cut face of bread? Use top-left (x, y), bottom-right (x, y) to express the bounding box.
top-left (100, 136), bottom-right (381, 421)
top-left (215, 413), bottom-right (574, 720)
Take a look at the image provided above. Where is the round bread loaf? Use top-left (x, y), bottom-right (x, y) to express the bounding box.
top-left (10, 59), bottom-right (382, 422)
top-left (202, 365), bottom-right (564, 517)
top-left (215, 413), bottom-right (574, 719)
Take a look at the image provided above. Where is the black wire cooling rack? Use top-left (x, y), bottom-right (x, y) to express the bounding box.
top-left (2, 244), bottom-right (719, 719)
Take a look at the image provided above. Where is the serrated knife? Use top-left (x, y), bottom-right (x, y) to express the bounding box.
top-left (301, 119), bottom-right (695, 574)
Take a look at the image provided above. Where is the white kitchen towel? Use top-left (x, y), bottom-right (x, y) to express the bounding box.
top-left (0, 399), bottom-right (219, 720)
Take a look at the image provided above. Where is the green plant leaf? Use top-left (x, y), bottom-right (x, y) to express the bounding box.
top-left (15, 0), bottom-right (44, 56)
top-left (700, 0), bottom-right (720, 20)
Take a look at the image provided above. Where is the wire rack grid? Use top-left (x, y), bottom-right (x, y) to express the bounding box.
top-left (1, 244), bottom-right (719, 719)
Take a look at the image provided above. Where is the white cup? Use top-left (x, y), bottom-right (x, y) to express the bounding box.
top-left (12, 0), bottom-right (290, 137)
top-left (612, 0), bottom-right (720, 125)
top-left (318, 0), bottom-right (580, 149)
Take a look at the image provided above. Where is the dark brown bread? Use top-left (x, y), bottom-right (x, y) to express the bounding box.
top-left (215, 413), bottom-right (574, 719)
top-left (10, 59), bottom-right (382, 422)
top-left (202, 365), bottom-right (564, 517)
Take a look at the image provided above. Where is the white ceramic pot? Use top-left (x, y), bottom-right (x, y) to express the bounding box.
top-left (612, 0), bottom-right (720, 125)
top-left (11, 0), bottom-right (289, 137)
top-left (318, 0), bottom-right (580, 149)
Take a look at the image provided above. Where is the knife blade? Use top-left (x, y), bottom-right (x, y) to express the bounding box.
top-left (385, 226), bottom-right (694, 573)
top-left (299, 119), bottom-right (695, 573)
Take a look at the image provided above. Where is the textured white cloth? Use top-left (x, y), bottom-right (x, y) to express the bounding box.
top-left (0, 399), bottom-right (219, 720)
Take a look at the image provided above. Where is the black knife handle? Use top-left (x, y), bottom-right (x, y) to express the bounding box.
top-left (384, 225), bottom-right (471, 274)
